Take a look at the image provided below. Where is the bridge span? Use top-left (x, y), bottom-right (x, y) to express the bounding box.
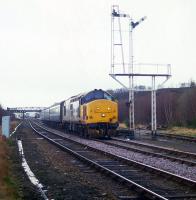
top-left (7, 107), bottom-right (46, 119)
top-left (7, 107), bottom-right (45, 113)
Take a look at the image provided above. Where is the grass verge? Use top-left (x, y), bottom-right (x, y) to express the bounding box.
top-left (168, 126), bottom-right (196, 137)
top-left (0, 139), bottom-right (21, 199)
top-left (0, 121), bottom-right (22, 199)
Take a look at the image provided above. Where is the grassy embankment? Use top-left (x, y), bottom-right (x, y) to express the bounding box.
top-left (0, 121), bottom-right (21, 199)
top-left (119, 122), bottom-right (196, 138)
top-left (167, 126), bottom-right (196, 137)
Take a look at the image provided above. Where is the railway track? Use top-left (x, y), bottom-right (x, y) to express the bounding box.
top-left (157, 132), bottom-right (196, 143)
top-left (99, 137), bottom-right (196, 166)
top-left (29, 121), bottom-right (196, 200)
top-left (118, 129), bottom-right (196, 143)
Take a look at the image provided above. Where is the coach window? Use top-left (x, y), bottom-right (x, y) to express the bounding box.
top-left (64, 106), bottom-right (66, 116)
top-left (70, 104), bottom-right (73, 117)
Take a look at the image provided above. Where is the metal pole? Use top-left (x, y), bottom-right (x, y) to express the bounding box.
top-left (151, 76), bottom-right (157, 136)
top-left (117, 7), bottom-right (125, 73)
top-left (129, 20), bottom-right (135, 134)
top-left (111, 6), bottom-right (114, 74)
top-left (151, 77), bottom-right (154, 135)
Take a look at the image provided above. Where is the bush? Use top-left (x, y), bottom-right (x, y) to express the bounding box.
top-left (187, 118), bottom-right (196, 128)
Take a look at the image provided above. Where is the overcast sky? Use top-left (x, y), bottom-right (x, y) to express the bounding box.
top-left (0, 0), bottom-right (196, 108)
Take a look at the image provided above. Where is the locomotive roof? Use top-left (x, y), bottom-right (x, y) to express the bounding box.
top-left (69, 89), bottom-right (106, 99)
top-left (41, 89), bottom-right (113, 111)
top-left (68, 89), bottom-right (113, 101)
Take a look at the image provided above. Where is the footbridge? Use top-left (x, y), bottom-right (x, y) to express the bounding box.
top-left (7, 107), bottom-right (45, 119)
top-left (7, 107), bottom-right (45, 113)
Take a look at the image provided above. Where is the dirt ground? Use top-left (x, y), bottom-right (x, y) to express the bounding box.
top-left (0, 123), bottom-right (21, 199)
top-left (7, 121), bottom-right (137, 200)
top-left (0, 138), bottom-right (12, 199)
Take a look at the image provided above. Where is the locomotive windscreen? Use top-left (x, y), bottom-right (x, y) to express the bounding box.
top-left (81, 89), bottom-right (114, 104)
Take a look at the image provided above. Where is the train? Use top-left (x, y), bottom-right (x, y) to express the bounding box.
top-left (40, 89), bottom-right (118, 138)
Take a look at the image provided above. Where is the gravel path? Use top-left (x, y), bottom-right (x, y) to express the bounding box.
top-left (39, 123), bottom-right (196, 181)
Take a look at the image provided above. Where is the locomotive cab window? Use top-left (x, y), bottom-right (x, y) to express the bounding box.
top-left (81, 90), bottom-right (114, 104)
top-left (104, 92), bottom-right (113, 100)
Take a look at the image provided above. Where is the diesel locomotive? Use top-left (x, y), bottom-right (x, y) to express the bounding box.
top-left (40, 89), bottom-right (118, 137)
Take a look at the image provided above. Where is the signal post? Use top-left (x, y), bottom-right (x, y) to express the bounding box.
top-left (110, 5), bottom-right (171, 136)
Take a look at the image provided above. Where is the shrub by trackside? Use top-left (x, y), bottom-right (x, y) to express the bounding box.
top-left (0, 138), bottom-right (22, 199)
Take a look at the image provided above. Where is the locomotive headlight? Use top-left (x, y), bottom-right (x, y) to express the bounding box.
top-left (107, 107), bottom-right (111, 110)
top-left (101, 113), bottom-right (105, 117)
